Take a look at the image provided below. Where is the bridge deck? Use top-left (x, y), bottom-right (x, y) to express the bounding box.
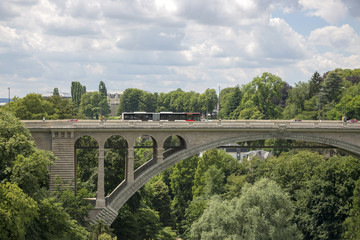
top-left (23, 120), bottom-right (359, 131)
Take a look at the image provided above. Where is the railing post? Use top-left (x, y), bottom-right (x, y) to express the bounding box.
top-left (96, 148), bottom-right (106, 208)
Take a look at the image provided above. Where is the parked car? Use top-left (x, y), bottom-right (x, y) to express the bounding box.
top-left (67, 119), bottom-right (78, 122)
top-left (347, 119), bottom-right (358, 123)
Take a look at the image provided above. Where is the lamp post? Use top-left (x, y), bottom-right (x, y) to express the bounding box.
top-left (342, 87), bottom-right (347, 122)
top-left (318, 88), bottom-right (323, 121)
top-left (8, 87), bottom-right (10, 111)
top-left (100, 86), bottom-right (103, 121)
top-left (218, 86), bottom-right (221, 120)
top-left (206, 88), bottom-right (209, 120)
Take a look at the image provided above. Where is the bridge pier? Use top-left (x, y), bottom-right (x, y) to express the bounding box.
top-left (96, 147), bottom-right (106, 208)
top-left (157, 147), bottom-right (164, 162)
top-left (126, 147), bottom-right (135, 183)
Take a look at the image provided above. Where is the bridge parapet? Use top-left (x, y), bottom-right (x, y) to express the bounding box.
top-left (23, 119), bottom-right (356, 130)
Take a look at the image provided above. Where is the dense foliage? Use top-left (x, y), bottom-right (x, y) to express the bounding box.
top-left (116, 88), bottom-right (217, 117)
top-left (0, 109), bottom-right (98, 239)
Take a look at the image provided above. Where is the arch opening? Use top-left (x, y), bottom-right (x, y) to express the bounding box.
top-left (134, 135), bottom-right (157, 179)
top-left (163, 135), bottom-right (186, 159)
top-left (75, 135), bottom-right (99, 197)
top-left (104, 135), bottom-right (128, 196)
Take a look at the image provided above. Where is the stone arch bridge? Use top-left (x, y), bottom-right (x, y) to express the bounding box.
top-left (24, 120), bottom-right (360, 225)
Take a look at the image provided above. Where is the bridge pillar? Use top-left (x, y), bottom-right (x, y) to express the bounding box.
top-left (126, 147), bottom-right (135, 183)
top-left (96, 148), bottom-right (106, 208)
top-left (157, 147), bottom-right (164, 163)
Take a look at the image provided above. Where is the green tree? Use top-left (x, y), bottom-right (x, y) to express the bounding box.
top-left (99, 81), bottom-right (108, 97)
top-left (79, 92), bottom-right (102, 119)
top-left (283, 82), bottom-right (309, 119)
top-left (220, 86), bottom-right (242, 119)
top-left (9, 150), bottom-right (54, 199)
top-left (202, 165), bottom-right (225, 198)
top-left (249, 151), bottom-right (360, 239)
top-left (139, 91), bottom-right (157, 112)
top-left (0, 109), bottom-right (36, 181)
top-left (98, 81), bottom-right (111, 118)
top-left (322, 71), bottom-right (343, 103)
top-left (149, 179), bottom-right (173, 227)
top-left (170, 156), bottom-right (199, 234)
top-left (0, 110), bottom-right (91, 239)
top-left (200, 89), bottom-right (217, 117)
top-left (117, 88), bottom-right (144, 115)
top-left (45, 95), bottom-right (80, 119)
top-left (53, 88), bottom-right (60, 96)
top-left (190, 178), bottom-right (302, 240)
top-left (0, 182), bottom-right (38, 240)
top-left (9, 94), bottom-right (80, 120)
top-left (238, 73), bottom-right (286, 119)
top-left (53, 186), bottom-right (93, 226)
top-left (343, 178), bottom-right (360, 239)
top-left (71, 82), bottom-right (86, 108)
top-left (192, 149), bottom-right (238, 198)
top-left (26, 197), bottom-right (89, 240)
top-left (9, 93), bottom-right (55, 120)
top-left (308, 71), bottom-right (323, 98)
top-left (294, 155), bottom-right (360, 239)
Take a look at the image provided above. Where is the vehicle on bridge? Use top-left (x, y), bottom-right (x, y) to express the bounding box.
top-left (121, 112), bottom-right (201, 121)
top-left (347, 119), bottom-right (358, 123)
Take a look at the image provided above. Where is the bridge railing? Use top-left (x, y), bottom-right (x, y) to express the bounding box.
top-left (23, 119), bottom-right (360, 130)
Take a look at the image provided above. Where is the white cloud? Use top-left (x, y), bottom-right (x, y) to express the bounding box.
top-left (299, 0), bottom-right (348, 23)
top-left (309, 24), bottom-right (360, 53)
top-left (85, 63), bottom-right (105, 75)
top-left (0, 0), bottom-right (359, 98)
top-left (297, 52), bottom-right (360, 77)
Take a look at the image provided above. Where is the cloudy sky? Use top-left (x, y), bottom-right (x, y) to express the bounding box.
top-left (1, 0), bottom-right (360, 97)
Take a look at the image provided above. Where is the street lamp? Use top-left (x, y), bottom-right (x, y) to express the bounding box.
top-left (318, 88), bottom-right (323, 121)
top-left (206, 88), bottom-right (209, 120)
top-left (8, 87), bottom-right (10, 111)
top-left (342, 87), bottom-right (347, 122)
top-left (100, 86), bottom-right (103, 122)
top-left (218, 86), bottom-right (221, 120)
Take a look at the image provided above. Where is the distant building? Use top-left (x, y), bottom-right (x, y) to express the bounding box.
top-left (108, 91), bottom-right (123, 116)
top-left (42, 92), bottom-right (71, 99)
top-left (219, 144), bottom-right (272, 161)
top-left (241, 150), bottom-right (273, 160)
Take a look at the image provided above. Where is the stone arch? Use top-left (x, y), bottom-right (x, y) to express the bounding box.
top-left (75, 133), bottom-right (101, 146)
top-left (90, 132), bottom-right (360, 225)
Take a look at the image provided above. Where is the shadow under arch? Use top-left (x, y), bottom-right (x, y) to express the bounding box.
top-left (96, 132), bottom-right (360, 225)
